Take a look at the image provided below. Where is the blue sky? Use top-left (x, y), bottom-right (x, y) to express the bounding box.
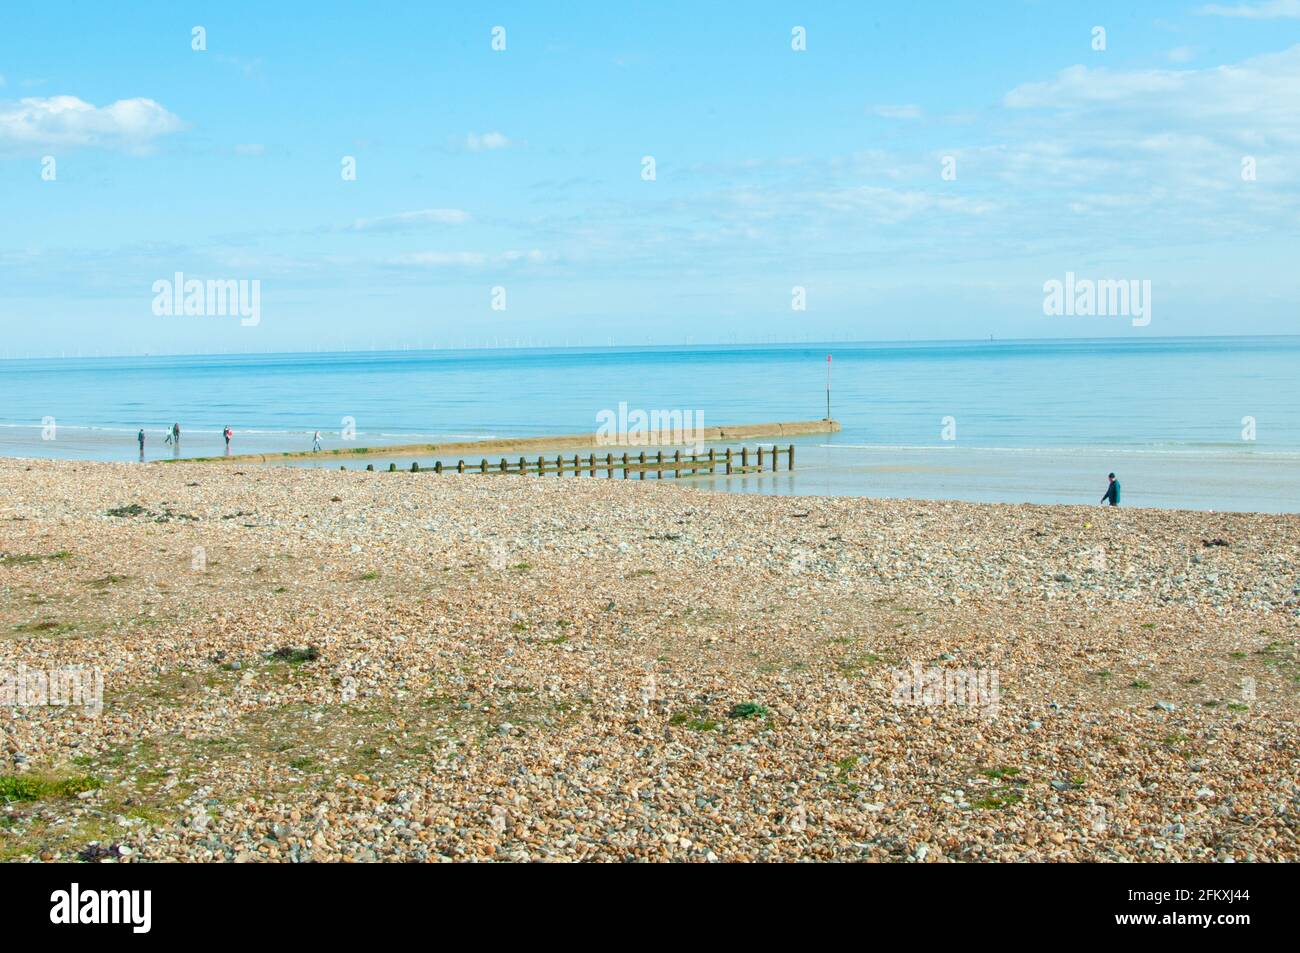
top-left (2, 1), bottom-right (1299, 355)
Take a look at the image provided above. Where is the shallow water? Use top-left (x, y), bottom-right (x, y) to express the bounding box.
top-left (3, 337), bottom-right (1297, 511)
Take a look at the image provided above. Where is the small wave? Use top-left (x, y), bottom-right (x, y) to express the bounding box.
top-left (817, 443), bottom-right (1300, 458)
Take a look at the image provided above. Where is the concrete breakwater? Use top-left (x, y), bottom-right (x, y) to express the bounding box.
top-left (175, 419), bottom-right (840, 464)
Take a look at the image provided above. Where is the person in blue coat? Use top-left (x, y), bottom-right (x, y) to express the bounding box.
top-left (1100, 472), bottom-right (1121, 506)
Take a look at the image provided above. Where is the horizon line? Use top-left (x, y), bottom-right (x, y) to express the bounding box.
top-left (2, 331), bottom-right (1298, 363)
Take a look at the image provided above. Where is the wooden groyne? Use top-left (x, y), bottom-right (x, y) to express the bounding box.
top-left (176, 419), bottom-right (839, 464)
top-left (345, 444), bottom-right (796, 479)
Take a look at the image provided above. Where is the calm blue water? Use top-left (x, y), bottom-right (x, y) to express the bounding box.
top-left (2, 337), bottom-right (1296, 449)
top-left (2, 337), bottom-right (1297, 510)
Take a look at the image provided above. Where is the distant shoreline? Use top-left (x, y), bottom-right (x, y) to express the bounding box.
top-left (3, 333), bottom-right (1298, 363)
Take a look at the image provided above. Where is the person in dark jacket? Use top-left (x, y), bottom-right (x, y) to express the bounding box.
top-left (1100, 472), bottom-right (1120, 506)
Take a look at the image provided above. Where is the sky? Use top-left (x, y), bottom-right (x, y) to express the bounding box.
top-left (2, 0), bottom-right (1299, 356)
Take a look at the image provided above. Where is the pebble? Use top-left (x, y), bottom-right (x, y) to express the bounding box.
top-left (0, 457), bottom-right (1294, 862)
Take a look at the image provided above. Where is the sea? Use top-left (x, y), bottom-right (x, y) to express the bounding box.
top-left (2, 336), bottom-right (1298, 512)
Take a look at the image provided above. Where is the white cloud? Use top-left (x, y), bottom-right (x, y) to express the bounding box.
top-left (1167, 47), bottom-right (1195, 63)
top-left (1199, 0), bottom-right (1300, 17)
top-left (1002, 46), bottom-right (1300, 142)
top-left (1005, 65), bottom-right (1184, 107)
top-left (234, 143), bottom-right (265, 155)
top-left (465, 131), bottom-right (510, 151)
top-left (804, 186), bottom-right (996, 222)
top-left (352, 209), bottom-right (471, 231)
top-left (871, 104), bottom-right (923, 120)
top-left (390, 249), bottom-right (544, 267)
top-left (0, 95), bottom-right (184, 153)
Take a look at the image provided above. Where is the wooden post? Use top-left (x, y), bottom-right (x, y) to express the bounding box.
top-left (623, 452), bottom-right (629, 479)
top-left (709, 448), bottom-right (716, 473)
top-left (366, 463), bottom-right (374, 471)
top-left (638, 451), bottom-right (646, 480)
top-left (457, 459), bottom-right (464, 473)
top-left (606, 452), bottom-right (613, 478)
top-left (555, 454), bottom-right (563, 476)
top-left (674, 449), bottom-right (681, 477)
top-left (725, 448), bottom-right (733, 475)
top-left (741, 447), bottom-right (749, 469)
top-left (757, 446), bottom-right (765, 471)
top-left (499, 458), bottom-right (507, 473)
top-left (788, 444), bottom-right (795, 470)
top-left (411, 462), bottom-right (420, 472)
top-left (519, 457), bottom-right (526, 475)
top-left (571, 454), bottom-right (579, 476)
top-left (656, 450), bottom-right (664, 478)
top-left (435, 461), bottom-right (443, 474)
top-left (389, 463), bottom-right (397, 472)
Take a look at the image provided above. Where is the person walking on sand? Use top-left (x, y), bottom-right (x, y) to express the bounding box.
top-left (312, 430), bottom-right (323, 452)
top-left (137, 428), bottom-right (145, 457)
top-left (1100, 472), bottom-right (1121, 507)
top-left (172, 422), bottom-right (181, 444)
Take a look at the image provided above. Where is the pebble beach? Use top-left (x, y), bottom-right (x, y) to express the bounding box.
top-left (1, 457), bottom-right (1297, 862)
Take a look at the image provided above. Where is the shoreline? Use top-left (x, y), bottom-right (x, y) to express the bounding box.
top-left (2, 427), bottom-right (1297, 513)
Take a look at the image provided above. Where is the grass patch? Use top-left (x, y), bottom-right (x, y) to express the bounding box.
top-left (838, 652), bottom-right (894, 676)
top-left (270, 646), bottom-right (320, 665)
top-left (669, 708), bottom-right (719, 732)
top-left (727, 702), bottom-right (769, 719)
top-left (0, 774), bottom-right (102, 803)
top-left (11, 620), bottom-right (76, 636)
top-left (972, 789), bottom-right (1023, 810)
top-left (105, 503), bottom-right (147, 518)
top-left (1129, 679), bottom-right (1151, 689)
top-left (86, 573), bottom-right (129, 588)
top-left (981, 766), bottom-right (1021, 779)
top-left (358, 571), bottom-right (380, 581)
top-left (0, 551), bottom-right (73, 565)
